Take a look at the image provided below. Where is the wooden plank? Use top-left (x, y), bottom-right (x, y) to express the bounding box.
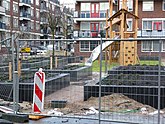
top-left (29, 114), bottom-right (46, 120)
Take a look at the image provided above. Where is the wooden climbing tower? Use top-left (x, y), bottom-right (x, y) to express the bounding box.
top-left (105, 0), bottom-right (139, 66)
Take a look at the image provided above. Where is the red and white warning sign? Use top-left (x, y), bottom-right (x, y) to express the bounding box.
top-left (32, 68), bottom-right (45, 113)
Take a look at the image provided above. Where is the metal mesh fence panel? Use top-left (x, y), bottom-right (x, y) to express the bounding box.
top-left (1, 38), bottom-right (165, 123)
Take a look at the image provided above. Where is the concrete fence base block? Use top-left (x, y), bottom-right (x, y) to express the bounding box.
top-left (0, 119), bottom-right (13, 124)
top-left (2, 113), bottom-right (29, 123)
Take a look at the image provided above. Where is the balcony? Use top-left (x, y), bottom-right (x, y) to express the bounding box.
top-left (20, 12), bottom-right (31, 20)
top-left (19, 0), bottom-right (31, 7)
top-left (74, 11), bottom-right (106, 22)
top-left (0, 22), bottom-right (6, 31)
top-left (0, 6), bottom-right (5, 16)
top-left (74, 30), bottom-right (106, 38)
top-left (137, 29), bottom-right (165, 37)
top-left (20, 26), bottom-right (31, 32)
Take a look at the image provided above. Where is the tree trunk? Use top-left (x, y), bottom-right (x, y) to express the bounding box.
top-left (52, 30), bottom-right (55, 68)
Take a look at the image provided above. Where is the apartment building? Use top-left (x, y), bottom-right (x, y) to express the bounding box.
top-left (73, 0), bottom-right (112, 57)
top-left (0, 0), bottom-right (74, 54)
top-left (73, 0), bottom-right (165, 59)
top-left (137, 0), bottom-right (165, 58)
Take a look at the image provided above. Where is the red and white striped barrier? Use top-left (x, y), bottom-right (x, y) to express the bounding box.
top-left (33, 68), bottom-right (45, 113)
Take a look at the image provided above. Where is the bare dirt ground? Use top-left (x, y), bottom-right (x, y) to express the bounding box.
top-left (43, 72), bottom-right (156, 115)
top-left (20, 72), bottom-right (158, 115)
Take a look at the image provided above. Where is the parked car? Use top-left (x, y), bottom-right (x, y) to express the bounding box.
top-left (31, 46), bottom-right (48, 55)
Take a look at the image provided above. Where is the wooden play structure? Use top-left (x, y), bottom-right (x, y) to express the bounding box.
top-left (105, 0), bottom-right (139, 66)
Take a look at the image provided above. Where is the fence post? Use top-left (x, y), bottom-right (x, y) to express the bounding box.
top-left (13, 71), bottom-right (19, 113)
top-left (9, 62), bottom-right (12, 81)
top-left (98, 34), bottom-right (102, 124)
top-left (18, 59), bottom-right (21, 77)
top-left (50, 56), bottom-right (52, 69)
top-left (55, 57), bottom-right (58, 68)
top-left (158, 40), bottom-right (162, 124)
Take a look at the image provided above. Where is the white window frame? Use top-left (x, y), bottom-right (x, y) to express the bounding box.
top-left (13, 3), bottom-right (18, 13)
top-left (142, 18), bottom-right (165, 30)
top-left (127, 0), bottom-right (133, 11)
top-left (162, 0), bottom-right (165, 11)
top-left (127, 18), bottom-right (133, 31)
top-left (142, 1), bottom-right (154, 11)
top-left (142, 41), bottom-right (162, 52)
top-left (80, 41), bottom-right (99, 52)
top-left (80, 22), bottom-right (90, 30)
top-left (162, 41), bottom-right (165, 51)
top-left (80, 41), bottom-right (90, 52)
top-left (81, 3), bottom-right (90, 11)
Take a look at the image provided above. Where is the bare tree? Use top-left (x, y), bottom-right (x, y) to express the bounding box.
top-left (47, 4), bottom-right (62, 67)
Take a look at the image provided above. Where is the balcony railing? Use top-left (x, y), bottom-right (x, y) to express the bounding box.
top-left (137, 29), bottom-right (165, 37)
top-left (74, 11), bottom-right (107, 18)
top-left (0, 22), bottom-right (6, 29)
top-left (0, 6), bottom-right (5, 15)
top-left (74, 30), bottom-right (106, 38)
top-left (20, 0), bottom-right (31, 5)
top-left (20, 12), bottom-right (31, 18)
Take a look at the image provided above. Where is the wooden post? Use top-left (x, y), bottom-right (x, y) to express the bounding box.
top-left (18, 59), bottom-right (21, 77)
top-left (50, 56), bottom-right (52, 69)
top-left (134, 0), bottom-right (138, 64)
top-left (9, 62), bottom-right (12, 81)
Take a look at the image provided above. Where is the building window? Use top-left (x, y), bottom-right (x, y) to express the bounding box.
top-left (80, 41), bottom-right (99, 52)
top-left (153, 21), bottom-right (162, 31)
top-left (13, 4), bottom-right (18, 13)
top-left (143, 1), bottom-right (154, 11)
top-left (80, 22), bottom-right (90, 30)
top-left (3, 1), bottom-right (10, 11)
top-left (142, 20), bottom-right (165, 31)
top-left (80, 3), bottom-right (90, 18)
top-left (163, 0), bottom-right (165, 11)
top-left (31, 9), bottom-right (34, 17)
top-left (36, 23), bottom-right (40, 30)
top-left (13, 18), bottom-right (18, 28)
top-left (5, 16), bottom-right (10, 27)
top-left (142, 41), bottom-right (161, 52)
top-left (142, 21), bottom-right (152, 30)
top-left (31, 21), bottom-right (34, 29)
top-left (127, 19), bottom-right (132, 31)
top-left (80, 41), bottom-right (89, 51)
top-left (90, 41), bottom-right (99, 51)
top-left (36, 10), bottom-right (39, 19)
top-left (119, 0), bottom-right (133, 11)
top-left (100, 2), bottom-right (109, 18)
top-left (100, 2), bottom-right (109, 10)
top-left (127, 0), bottom-right (133, 11)
top-left (162, 41), bottom-right (165, 51)
top-left (81, 3), bottom-right (90, 11)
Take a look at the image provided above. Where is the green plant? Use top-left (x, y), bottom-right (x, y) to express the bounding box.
top-left (92, 60), bottom-right (119, 72)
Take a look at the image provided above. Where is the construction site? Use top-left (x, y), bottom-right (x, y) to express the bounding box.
top-left (0, 0), bottom-right (165, 124)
